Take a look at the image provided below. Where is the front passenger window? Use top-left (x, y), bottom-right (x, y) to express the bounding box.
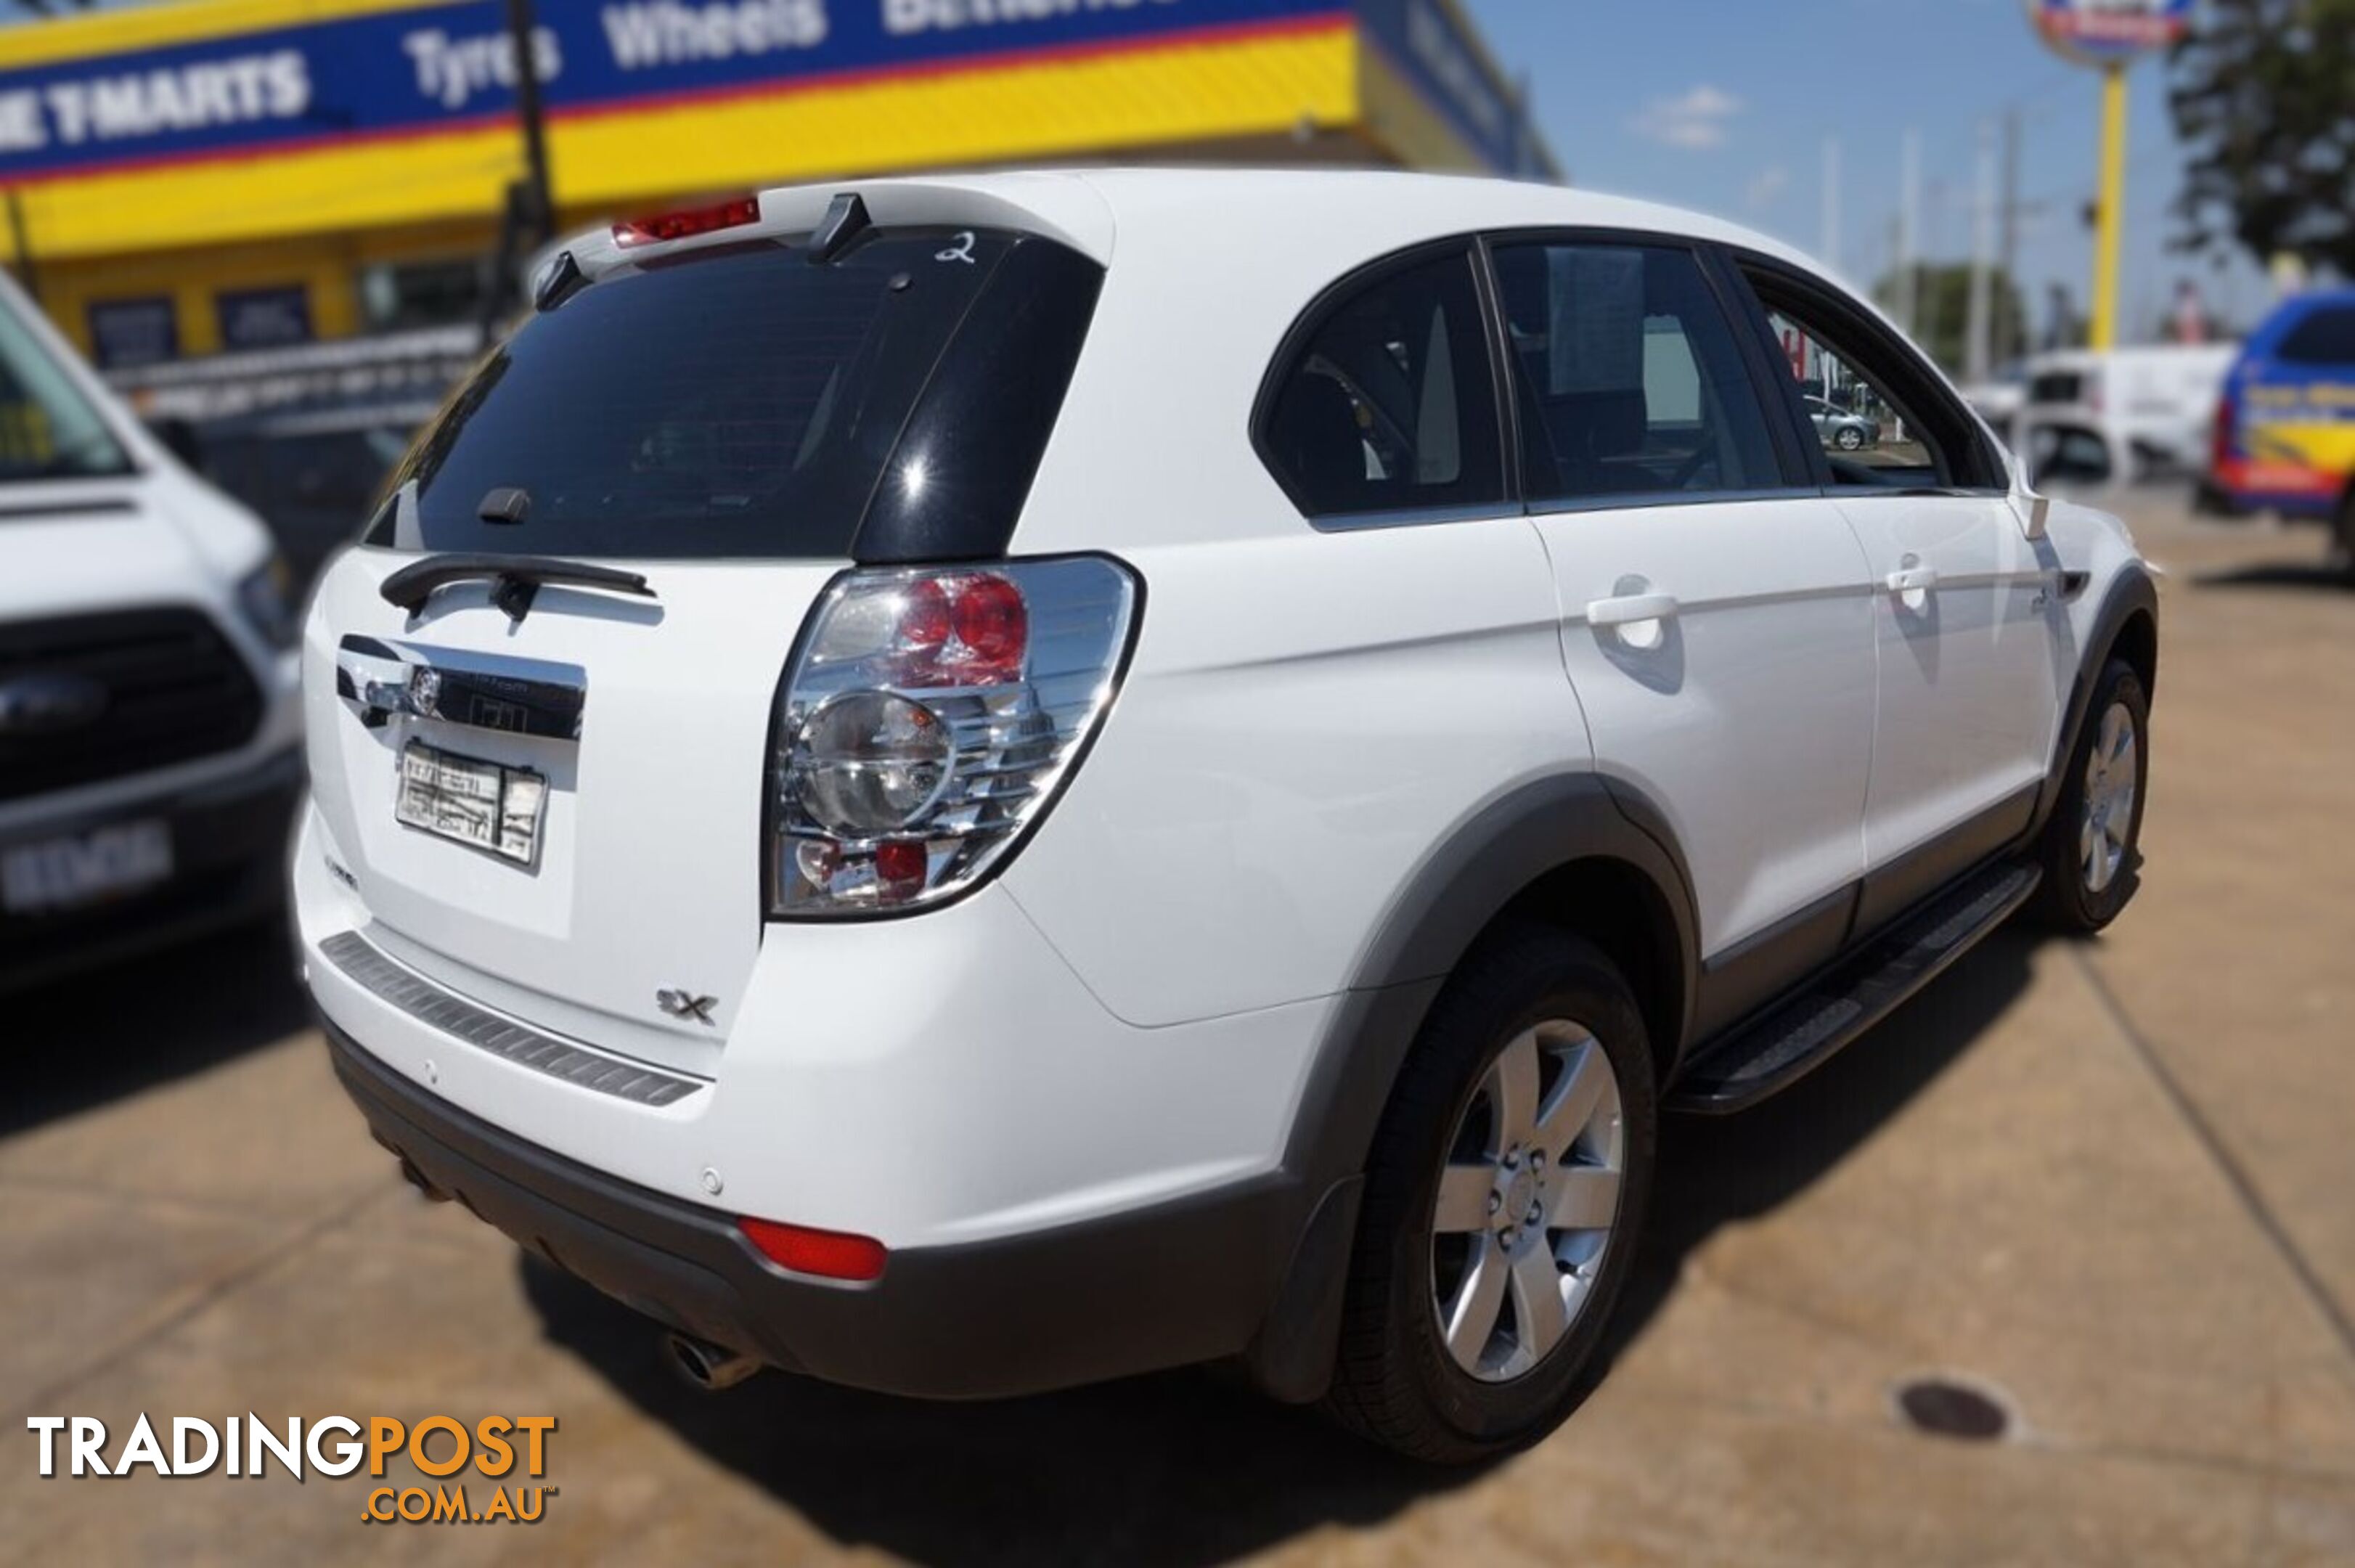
top-left (1260, 248), bottom-right (1504, 520)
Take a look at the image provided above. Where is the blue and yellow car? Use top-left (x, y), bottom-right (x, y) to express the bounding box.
top-left (2199, 289), bottom-right (2355, 553)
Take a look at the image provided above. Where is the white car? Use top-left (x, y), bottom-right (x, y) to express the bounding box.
top-left (0, 271), bottom-right (302, 993)
top-left (296, 171), bottom-right (2158, 1461)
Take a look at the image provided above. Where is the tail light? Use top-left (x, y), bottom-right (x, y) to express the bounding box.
top-left (2210, 387), bottom-right (2239, 470)
top-left (766, 558), bottom-right (1138, 917)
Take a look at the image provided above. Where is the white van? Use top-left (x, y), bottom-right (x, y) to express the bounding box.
top-left (2016, 343), bottom-right (2237, 486)
top-left (0, 270), bottom-right (303, 992)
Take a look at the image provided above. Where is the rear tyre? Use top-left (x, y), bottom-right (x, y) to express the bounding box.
top-left (2033, 657), bottom-right (2149, 933)
top-left (2332, 489), bottom-right (2355, 577)
top-left (1326, 926), bottom-right (1655, 1463)
top-left (1835, 425), bottom-right (1866, 451)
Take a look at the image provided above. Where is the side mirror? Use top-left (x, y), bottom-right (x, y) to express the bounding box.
top-left (147, 417), bottom-right (205, 473)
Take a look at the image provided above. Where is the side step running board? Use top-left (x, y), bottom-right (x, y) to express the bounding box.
top-left (1668, 860), bottom-right (2042, 1115)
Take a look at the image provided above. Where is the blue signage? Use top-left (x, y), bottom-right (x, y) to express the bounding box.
top-left (1358, 0), bottom-right (1537, 176)
top-left (0, 1), bottom-right (1553, 183)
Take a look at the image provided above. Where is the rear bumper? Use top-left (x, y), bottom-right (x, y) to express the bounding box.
top-left (325, 1018), bottom-right (1305, 1400)
top-left (0, 747), bottom-right (300, 995)
top-left (2200, 462), bottom-right (2344, 521)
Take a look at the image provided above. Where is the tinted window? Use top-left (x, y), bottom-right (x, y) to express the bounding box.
top-left (2029, 370), bottom-right (2083, 404)
top-left (370, 229), bottom-right (1098, 560)
top-left (1260, 248), bottom-right (1504, 519)
top-left (2277, 306), bottom-right (2355, 367)
top-left (1490, 244), bottom-right (1782, 505)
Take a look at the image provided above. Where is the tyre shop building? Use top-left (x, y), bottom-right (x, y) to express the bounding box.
top-left (0, 0), bottom-right (1554, 367)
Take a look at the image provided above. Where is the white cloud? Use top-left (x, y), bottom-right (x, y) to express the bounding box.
top-left (1628, 85), bottom-right (1742, 151)
top-left (1745, 163), bottom-right (1790, 212)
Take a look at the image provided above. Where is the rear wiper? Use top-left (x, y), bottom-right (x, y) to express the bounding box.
top-left (380, 553), bottom-right (656, 624)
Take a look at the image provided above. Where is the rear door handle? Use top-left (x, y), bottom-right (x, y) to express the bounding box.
top-left (1885, 562), bottom-right (1937, 614)
top-left (1585, 591), bottom-right (1678, 650)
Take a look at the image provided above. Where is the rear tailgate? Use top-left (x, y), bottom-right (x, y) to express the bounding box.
top-left (304, 557), bottom-right (832, 1066)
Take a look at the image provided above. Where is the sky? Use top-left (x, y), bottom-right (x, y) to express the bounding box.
top-left (1459, 0), bottom-right (2271, 346)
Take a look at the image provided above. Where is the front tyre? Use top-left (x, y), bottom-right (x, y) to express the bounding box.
top-left (1835, 425), bottom-right (1866, 451)
top-left (2035, 657), bottom-right (2150, 932)
top-left (1327, 927), bottom-right (1656, 1463)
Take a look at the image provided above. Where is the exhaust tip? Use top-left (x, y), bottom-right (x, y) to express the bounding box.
top-left (666, 1332), bottom-right (761, 1393)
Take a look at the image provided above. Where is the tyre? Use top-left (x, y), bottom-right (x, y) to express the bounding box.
top-left (1327, 926), bottom-right (1656, 1463)
top-left (2332, 489), bottom-right (2355, 576)
top-left (1835, 425), bottom-right (1865, 451)
top-left (2033, 657), bottom-right (2149, 932)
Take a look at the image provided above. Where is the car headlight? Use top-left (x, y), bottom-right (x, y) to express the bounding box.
top-left (235, 555), bottom-right (299, 650)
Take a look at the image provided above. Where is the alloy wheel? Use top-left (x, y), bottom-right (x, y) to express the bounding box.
top-left (1429, 1020), bottom-right (1625, 1383)
top-left (2080, 699), bottom-right (2139, 894)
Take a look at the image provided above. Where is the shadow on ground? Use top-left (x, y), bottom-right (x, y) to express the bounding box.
top-left (521, 929), bottom-right (2038, 1568)
top-left (2192, 560), bottom-right (2351, 592)
top-left (0, 919), bottom-right (307, 1139)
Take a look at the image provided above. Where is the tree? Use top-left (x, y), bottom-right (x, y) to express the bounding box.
top-left (2169, 0), bottom-right (2355, 279)
top-left (1871, 263), bottom-right (2030, 374)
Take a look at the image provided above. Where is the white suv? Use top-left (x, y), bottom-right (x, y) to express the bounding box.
top-left (296, 171), bottom-right (2157, 1461)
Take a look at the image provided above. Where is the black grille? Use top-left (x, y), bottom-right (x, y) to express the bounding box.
top-left (0, 608), bottom-right (263, 802)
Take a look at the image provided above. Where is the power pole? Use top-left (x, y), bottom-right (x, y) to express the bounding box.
top-left (503, 0), bottom-right (553, 247)
top-left (1999, 105), bottom-right (2020, 354)
top-left (4, 189), bottom-right (36, 304)
top-left (1967, 120), bottom-right (1995, 384)
top-left (1821, 136), bottom-right (1840, 271)
top-left (1895, 128), bottom-right (1919, 337)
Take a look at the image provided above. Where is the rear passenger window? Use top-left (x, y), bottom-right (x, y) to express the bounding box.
top-left (1260, 248), bottom-right (1504, 520)
top-left (1491, 244), bottom-right (1783, 505)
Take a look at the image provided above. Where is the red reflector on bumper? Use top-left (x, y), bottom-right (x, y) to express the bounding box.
top-left (738, 1216), bottom-right (887, 1281)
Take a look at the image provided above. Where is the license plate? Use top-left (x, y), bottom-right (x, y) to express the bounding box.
top-left (1, 818), bottom-right (174, 914)
top-left (394, 742), bottom-right (547, 866)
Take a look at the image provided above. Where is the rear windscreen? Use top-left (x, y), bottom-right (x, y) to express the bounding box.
top-left (368, 226), bottom-right (1099, 561)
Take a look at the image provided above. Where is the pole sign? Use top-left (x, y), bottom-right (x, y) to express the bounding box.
top-left (2027, 0), bottom-right (2194, 67)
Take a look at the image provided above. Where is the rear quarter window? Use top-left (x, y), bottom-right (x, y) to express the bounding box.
top-left (1254, 245), bottom-right (1506, 522)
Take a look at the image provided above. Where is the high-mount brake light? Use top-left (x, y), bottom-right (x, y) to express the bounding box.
top-left (767, 559), bottom-right (1138, 917)
top-left (612, 197), bottom-right (761, 249)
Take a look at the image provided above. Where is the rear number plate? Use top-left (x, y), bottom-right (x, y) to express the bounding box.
top-left (395, 742), bottom-right (546, 865)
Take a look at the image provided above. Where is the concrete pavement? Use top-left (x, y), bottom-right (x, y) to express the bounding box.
top-left (3, 493), bottom-right (2352, 1565)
